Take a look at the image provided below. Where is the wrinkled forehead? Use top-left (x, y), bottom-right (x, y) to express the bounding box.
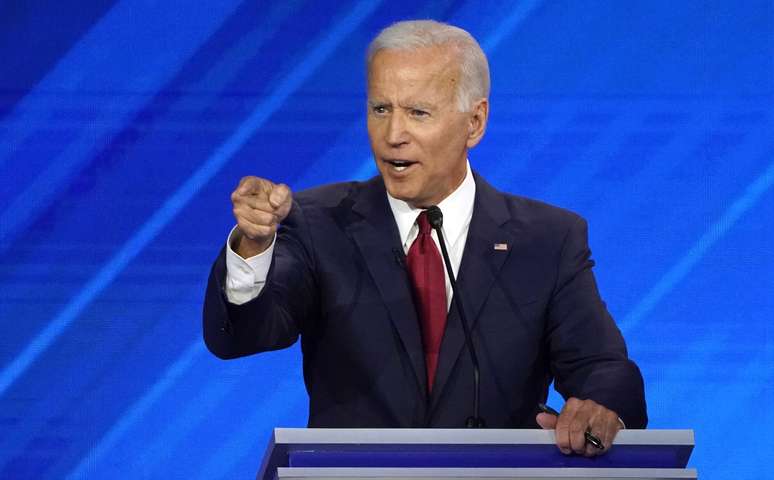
top-left (367, 46), bottom-right (461, 94)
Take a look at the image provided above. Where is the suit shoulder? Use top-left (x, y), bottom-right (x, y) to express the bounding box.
top-left (500, 191), bottom-right (584, 229)
top-left (492, 190), bottom-right (590, 259)
top-left (294, 179), bottom-right (371, 209)
top-left (474, 173), bottom-right (582, 229)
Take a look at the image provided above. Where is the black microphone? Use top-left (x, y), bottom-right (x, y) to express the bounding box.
top-left (426, 206), bottom-right (485, 428)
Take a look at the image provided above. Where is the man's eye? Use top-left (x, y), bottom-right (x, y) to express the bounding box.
top-left (372, 105), bottom-right (388, 114)
top-left (411, 109), bottom-right (429, 117)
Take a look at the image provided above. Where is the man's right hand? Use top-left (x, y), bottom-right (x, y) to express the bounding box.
top-left (230, 176), bottom-right (293, 258)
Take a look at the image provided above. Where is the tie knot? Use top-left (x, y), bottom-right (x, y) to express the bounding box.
top-left (416, 211), bottom-right (432, 235)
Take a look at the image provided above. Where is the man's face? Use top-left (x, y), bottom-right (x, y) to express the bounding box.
top-left (367, 46), bottom-right (487, 208)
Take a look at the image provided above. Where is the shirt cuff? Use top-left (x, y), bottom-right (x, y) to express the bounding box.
top-left (224, 226), bottom-right (275, 305)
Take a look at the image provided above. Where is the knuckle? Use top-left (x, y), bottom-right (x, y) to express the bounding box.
top-left (257, 211), bottom-right (276, 226)
top-left (569, 423), bottom-right (585, 435)
top-left (282, 185), bottom-right (293, 200)
top-left (233, 205), bottom-right (248, 219)
top-left (555, 416), bottom-right (569, 429)
top-left (565, 399), bottom-right (581, 413)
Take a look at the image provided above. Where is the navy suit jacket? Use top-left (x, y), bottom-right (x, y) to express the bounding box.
top-left (203, 173), bottom-right (647, 429)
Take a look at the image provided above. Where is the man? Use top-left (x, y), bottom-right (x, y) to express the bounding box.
top-left (203, 20), bottom-right (646, 457)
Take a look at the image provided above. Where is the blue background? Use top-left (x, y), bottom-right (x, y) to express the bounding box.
top-left (0, 1), bottom-right (772, 478)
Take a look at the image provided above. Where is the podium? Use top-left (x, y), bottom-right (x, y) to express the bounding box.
top-left (257, 429), bottom-right (696, 479)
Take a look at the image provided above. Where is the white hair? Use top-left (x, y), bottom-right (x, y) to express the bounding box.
top-left (366, 20), bottom-right (490, 112)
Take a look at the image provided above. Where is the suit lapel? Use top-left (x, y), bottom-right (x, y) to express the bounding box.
top-left (346, 178), bottom-right (428, 397)
top-left (429, 174), bottom-right (516, 415)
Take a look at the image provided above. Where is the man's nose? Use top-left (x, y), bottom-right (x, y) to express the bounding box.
top-left (385, 112), bottom-right (409, 146)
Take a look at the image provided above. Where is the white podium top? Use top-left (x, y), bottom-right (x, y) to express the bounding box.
top-left (271, 428), bottom-right (694, 446)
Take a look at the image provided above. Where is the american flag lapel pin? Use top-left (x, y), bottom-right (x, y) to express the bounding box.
top-left (493, 243), bottom-right (508, 251)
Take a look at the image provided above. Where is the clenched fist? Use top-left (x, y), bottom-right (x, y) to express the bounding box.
top-left (536, 397), bottom-right (622, 457)
top-left (230, 176), bottom-right (292, 258)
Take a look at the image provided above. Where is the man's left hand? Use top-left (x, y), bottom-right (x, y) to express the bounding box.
top-left (536, 397), bottom-right (621, 457)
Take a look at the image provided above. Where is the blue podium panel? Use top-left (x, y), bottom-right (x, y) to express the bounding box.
top-left (276, 467), bottom-right (698, 479)
top-left (258, 429), bottom-right (695, 480)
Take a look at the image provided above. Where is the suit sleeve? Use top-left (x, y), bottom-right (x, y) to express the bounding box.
top-left (545, 215), bottom-right (647, 428)
top-left (202, 201), bottom-right (320, 359)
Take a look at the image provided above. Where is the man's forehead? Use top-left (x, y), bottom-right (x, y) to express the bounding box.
top-left (367, 46), bottom-right (460, 93)
top-left (369, 45), bottom-right (459, 75)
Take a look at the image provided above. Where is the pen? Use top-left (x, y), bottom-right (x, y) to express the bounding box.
top-left (537, 403), bottom-right (605, 450)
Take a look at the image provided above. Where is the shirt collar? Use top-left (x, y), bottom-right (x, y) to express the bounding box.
top-left (387, 162), bottom-right (476, 248)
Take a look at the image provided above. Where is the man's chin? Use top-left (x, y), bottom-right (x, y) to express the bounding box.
top-left (383, 183), bottom-right (422, 207)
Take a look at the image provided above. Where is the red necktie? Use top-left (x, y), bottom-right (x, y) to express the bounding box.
top-left (406, 211), bottom-right (447, 393)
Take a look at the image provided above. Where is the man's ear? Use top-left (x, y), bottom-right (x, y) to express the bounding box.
top-left (466, 98), bottom-right (489, 148)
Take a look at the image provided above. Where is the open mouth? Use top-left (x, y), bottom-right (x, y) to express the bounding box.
top-left (384, 159), bottom-right (417, 172)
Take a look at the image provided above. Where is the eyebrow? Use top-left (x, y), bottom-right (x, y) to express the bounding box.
top-left (401, 101), bottom-right (436, 111)
top-left (366, 99), bottom-right (437, 111)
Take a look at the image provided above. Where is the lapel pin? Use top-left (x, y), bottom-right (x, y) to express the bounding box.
top-left (493, 243), bottom-right (508, 251)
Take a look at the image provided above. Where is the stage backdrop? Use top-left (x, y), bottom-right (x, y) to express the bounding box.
top-left (0, 1), bottom-right (772, 478)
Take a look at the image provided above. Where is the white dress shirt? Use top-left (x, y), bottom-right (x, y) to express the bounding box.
top-left (224, 163), bottom-right (476, 307)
